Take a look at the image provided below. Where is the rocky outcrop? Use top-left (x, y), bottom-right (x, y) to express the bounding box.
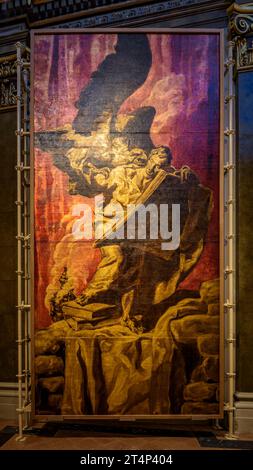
top-left (47, 393), bottom-right (63, 411)
top-left (198, 334), bottom-right (219, 356)
top-left (34, 278), bottom-right (221, 416)
top-left (203, 356), bottom-right (219, 382)
top-left (181, 402), bottom-right (219, 414)
top-left (35, 355), bottom-right (64, 376)
top-left (200, 279), bottom-right (219, 304)
top-left (35, 321), bottom-right (70, 355)
top-left (191, 364), bottom-right (206, 382)
top-left (35, 326), bottom-right (66, 414)
top-left (208, 303), bottom-right (220, 316)
top-left (169, 279), bottom-right (220, 414)
top-left (170, 315), bottom-right (219, 344)
top-left (38, 376), bottom-right (64, 393)
top-left (184, 382), bottom-right (217, 401)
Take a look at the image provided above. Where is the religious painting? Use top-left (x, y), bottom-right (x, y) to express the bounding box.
top-left (31, 30), bottom-right (223, 417)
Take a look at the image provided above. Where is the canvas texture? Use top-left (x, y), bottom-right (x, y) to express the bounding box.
top-left (33, 32), bottom-right (221, 416)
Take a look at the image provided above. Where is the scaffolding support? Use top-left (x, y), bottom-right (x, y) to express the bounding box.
top-left (15, 42), bottom-right (31, 441)
top-left (224, 40), bottom-right (237, 439)
top-left (14, 39), bottom-right (237, 438)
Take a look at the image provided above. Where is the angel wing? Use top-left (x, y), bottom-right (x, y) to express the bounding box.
top-left (73, 34), bottom-right (153, 137)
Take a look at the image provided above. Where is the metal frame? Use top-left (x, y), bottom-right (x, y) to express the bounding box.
top-left (224, 38), bottom-right (237, 440)
top-left (15, 28), bottom-right (237, 437)
top-left (227, 1), bottom-right (253, 437)
top-left (30, 28), bottom-right (225, 424)
top-left (15, 42), bottom-right (31, 441)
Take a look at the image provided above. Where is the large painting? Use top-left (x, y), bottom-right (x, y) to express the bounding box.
top-left (31, 30), bottom-right (223, 417)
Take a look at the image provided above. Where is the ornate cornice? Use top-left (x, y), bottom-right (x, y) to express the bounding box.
top-left (0, 54), bottom-right (17, 110)
top-left (1, 0), bottom-right (154, 21)
top-left (235, 36), bottom-right (253, 70)
top-left (228, 2), bottom-right (253, 36)
top-left (228, 3), bottom-right (253, 72)
top-left (54, 0), bottom-right (230, 29)
top-left (0, 0), bottom-right (224, 26)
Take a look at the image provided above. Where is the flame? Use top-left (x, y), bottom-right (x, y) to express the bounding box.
top-left (34, 33), bottom-right (220, 328)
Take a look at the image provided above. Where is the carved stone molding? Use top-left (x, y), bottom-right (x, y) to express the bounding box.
top-left (236, 36), bottom-right (253, 70)
top-left (228, 3), bottom-right (253, 71)
top-left (228, 2), bottom-right (253, 36)
top-left (0, 54), bottom-right (17, 110)
top-left (0, 0), bottom-right (225, 27)
top-left (54, 0), bottom-right (227, 29)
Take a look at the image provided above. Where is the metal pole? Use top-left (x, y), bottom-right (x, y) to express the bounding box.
top-left (16, 42), bottom-right (24, 441)
top-left (15, 42), bottom-right (31, 439)
top-left (22, 65), bottom-right (30, 429)
top-left (224, 40), bottom-right (237, 440)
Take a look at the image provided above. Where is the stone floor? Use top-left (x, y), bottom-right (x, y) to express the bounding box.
top-left (1, 419), bottom-right (252, 450)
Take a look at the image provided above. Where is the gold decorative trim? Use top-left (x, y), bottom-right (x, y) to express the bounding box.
top-left (0, 54), bottom-right (17, 110)
top-left (228, 3), bottom-right (253, 71)
top-left (0, 54), bottom-right (17, 64)
top-left (236, 36), bottom-right (253, 70)
top-left (228, 2), bottom-right (253, 36)
top-left (228, 2), bottom-right (253, 15)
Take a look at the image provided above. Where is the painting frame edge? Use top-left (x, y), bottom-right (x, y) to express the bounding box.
top-left (30, 27), bottom-right (225, 422)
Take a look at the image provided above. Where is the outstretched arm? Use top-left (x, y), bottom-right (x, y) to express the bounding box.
top-left (63, 148), bottom-right (111, 197)
top-left (35, 129), bottom-right (111, 197)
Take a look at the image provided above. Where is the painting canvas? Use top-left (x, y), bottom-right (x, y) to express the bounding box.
top-left (32, 30), bottom-right (223, 417)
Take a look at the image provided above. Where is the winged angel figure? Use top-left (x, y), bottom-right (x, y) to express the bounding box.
top-left (35, 34), bottom-right (212, 333)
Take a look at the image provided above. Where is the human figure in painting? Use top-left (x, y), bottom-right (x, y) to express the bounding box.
top-left (35, 33), bottom-right (212, 331)
top-left (49, 139), bottom-right (209, 333)
top-left (37, 116), bottom-right (211, 334)
top-left (34, 33), bottom-right (217, 415)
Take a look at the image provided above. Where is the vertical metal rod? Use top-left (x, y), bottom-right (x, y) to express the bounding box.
top-left (16, 42), bottom-right (23, 440)
top-left (15, 43), bottom-right (31, 438)
top-left (225, 40), bottom-right (237, 439)
top-left (23, 66), bottom-right (30, 428)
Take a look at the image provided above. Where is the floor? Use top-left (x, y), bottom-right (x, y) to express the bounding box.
top-left (1, 419), bottom-right (252, 450)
